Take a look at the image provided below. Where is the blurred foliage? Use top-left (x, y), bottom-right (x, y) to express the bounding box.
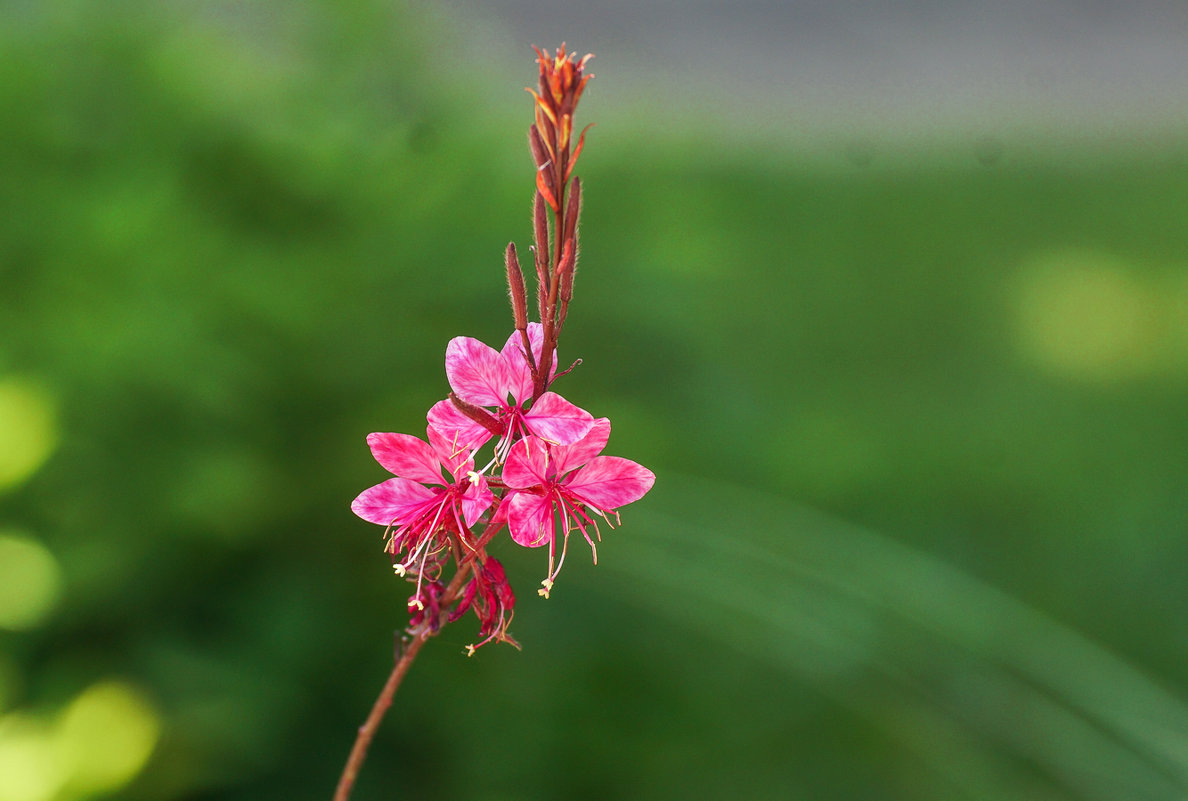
top-left (2, 0), bottom-right (1187, 799)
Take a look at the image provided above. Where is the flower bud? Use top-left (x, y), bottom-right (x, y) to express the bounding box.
top-left (505, 242), bottom-right (528, 334)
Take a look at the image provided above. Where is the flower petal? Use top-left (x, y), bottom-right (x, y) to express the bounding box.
top-left (445, 336), bottom-right (511, 407)
top-left (427, 423), bottom-right (475, 479)
top-left (523, 392), bottom-right (593, 445)
top-left (427, 399), bottom-right (494, 455)
top-left (503, 436), bottom-right (551, 488)
top-left (461, 475), bottom-right (496, 528)
top-left (551, 417), bottom-right (610, 477)
top-left (500, 322), bottom-right (549, 404)
top-left (366, 432), bottom-right (443, 485)
top-left (566, 456), bottom-right (655, 511)
top-left (351, 478), bottom-right (437, 525)
top-left (506, 490), bottom-right (556, 547)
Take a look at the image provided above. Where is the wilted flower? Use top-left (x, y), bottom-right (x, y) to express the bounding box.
top-left (450, 556), bottom-right (518, 654)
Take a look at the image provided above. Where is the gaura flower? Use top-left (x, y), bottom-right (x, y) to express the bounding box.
top-left (428, 322), bottom-right (593, 459)
top-left (351, 427), bottom-right (495, 596)
top-left (502, 418), bottom-right (654, 596)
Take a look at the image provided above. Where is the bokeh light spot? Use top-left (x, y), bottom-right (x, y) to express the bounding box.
top-left (0, 715), bottom-right (64, 801)
top-left (1014, 250), bottom-right (1159, 381)
top-left (0, 379), bottom-right (58, 491)
top-left (0, 533), bottom-right (62, 631)
top-left (56, 682), bottom-right (160, 796)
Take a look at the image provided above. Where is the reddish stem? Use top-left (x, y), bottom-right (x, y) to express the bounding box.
top-left (332, 565), bottom-right (472, 801)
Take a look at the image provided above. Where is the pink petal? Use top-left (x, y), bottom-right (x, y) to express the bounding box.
top-left (366, 432), bottom-right (443, 485)
top-left (500, 323), bottom-right (549, 404)
top-left (461, 476), bottom-right (496, 528)
top-left (427, 424), bottom-right (474, 480)
top-left (506, 490), bottom-right (556, 547)
top-left (566, 456), bottom-right (655, 511)
top-left (503, 436), bottom-right (551, 488)
top-left (427, 399), bottom-right (494, 455)
top-left (445, 336), bottom-right (511, 407)
top-left (522, 392), bottom-right (594, 445)
top-left (552, 417), bottom-right (610, 477)
top-left (351, 478), bottom-right (437, 525)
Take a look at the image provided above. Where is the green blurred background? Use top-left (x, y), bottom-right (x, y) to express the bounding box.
top-left (3, 1), bottom-right (1188, 799)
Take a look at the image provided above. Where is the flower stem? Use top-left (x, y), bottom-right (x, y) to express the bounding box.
top-left (332, 565), bottom-right (472, 801)
top-left (332, 634), bottom-right (428, 801)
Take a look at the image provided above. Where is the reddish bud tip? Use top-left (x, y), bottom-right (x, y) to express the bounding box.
top-left (535, 170), bottom-right (559, 212)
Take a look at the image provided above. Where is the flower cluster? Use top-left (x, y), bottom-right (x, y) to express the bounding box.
top-left (351, 46), bottom-right (654, 654)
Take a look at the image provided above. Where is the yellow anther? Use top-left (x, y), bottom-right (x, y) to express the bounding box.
top-left (393, 563), bottom-right (407, 577)
top-left (465, 644), bottom-right (477, 657)
top-left (408, 598), bottom-right (424, 611)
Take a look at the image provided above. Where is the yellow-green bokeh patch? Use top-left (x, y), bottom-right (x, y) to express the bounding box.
top-left (0, 379), bottom-right (58, 492)
top-left (56, 682), bottom-right (161, 798)
top-left (0, 681), bottom-right (159, 801)
top-left (0, 533), bottom-right (62, 631)
top-left (1013, 249), bottom-right (1174, 381)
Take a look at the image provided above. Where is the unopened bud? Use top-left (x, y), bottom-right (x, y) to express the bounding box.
top-left (562, 177), bottom-right (581, 253)
top-left (528, 124), bottom-right (551, 169)
top-left (448, 392), bottom-right (504, 436)
top-left (556, 237), bottom-right (576, 332)
top-left (556, 238), bottom-right (575, 293)
top-left (505, 242), bottom-right (528, 333)
top-left (533, 191), bottom-right (550, 317)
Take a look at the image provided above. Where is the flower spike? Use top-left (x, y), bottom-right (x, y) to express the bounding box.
top-left (338, 47), bottom-right (657, 801)
top-left (347, 45), bottom-right (650, 663)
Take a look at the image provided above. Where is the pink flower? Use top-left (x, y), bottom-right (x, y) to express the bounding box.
top-left (502, 418), bottom-right (655, 596)
top-left (351, 427), bottom-right (495, 584)
top-left (427, 323), bottom-right (593, 458)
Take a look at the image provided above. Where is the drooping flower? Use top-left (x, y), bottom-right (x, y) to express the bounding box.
top-left (449, 556), bottom-right (518, 655)
top-left (502, 418), bottom-right (654, 596)
top-left (427, 322), bottom-right (593, 459)
top-left (406, 576), bottom-right (447, 635)
top-left (351, 427), bottom-right (495, 589)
